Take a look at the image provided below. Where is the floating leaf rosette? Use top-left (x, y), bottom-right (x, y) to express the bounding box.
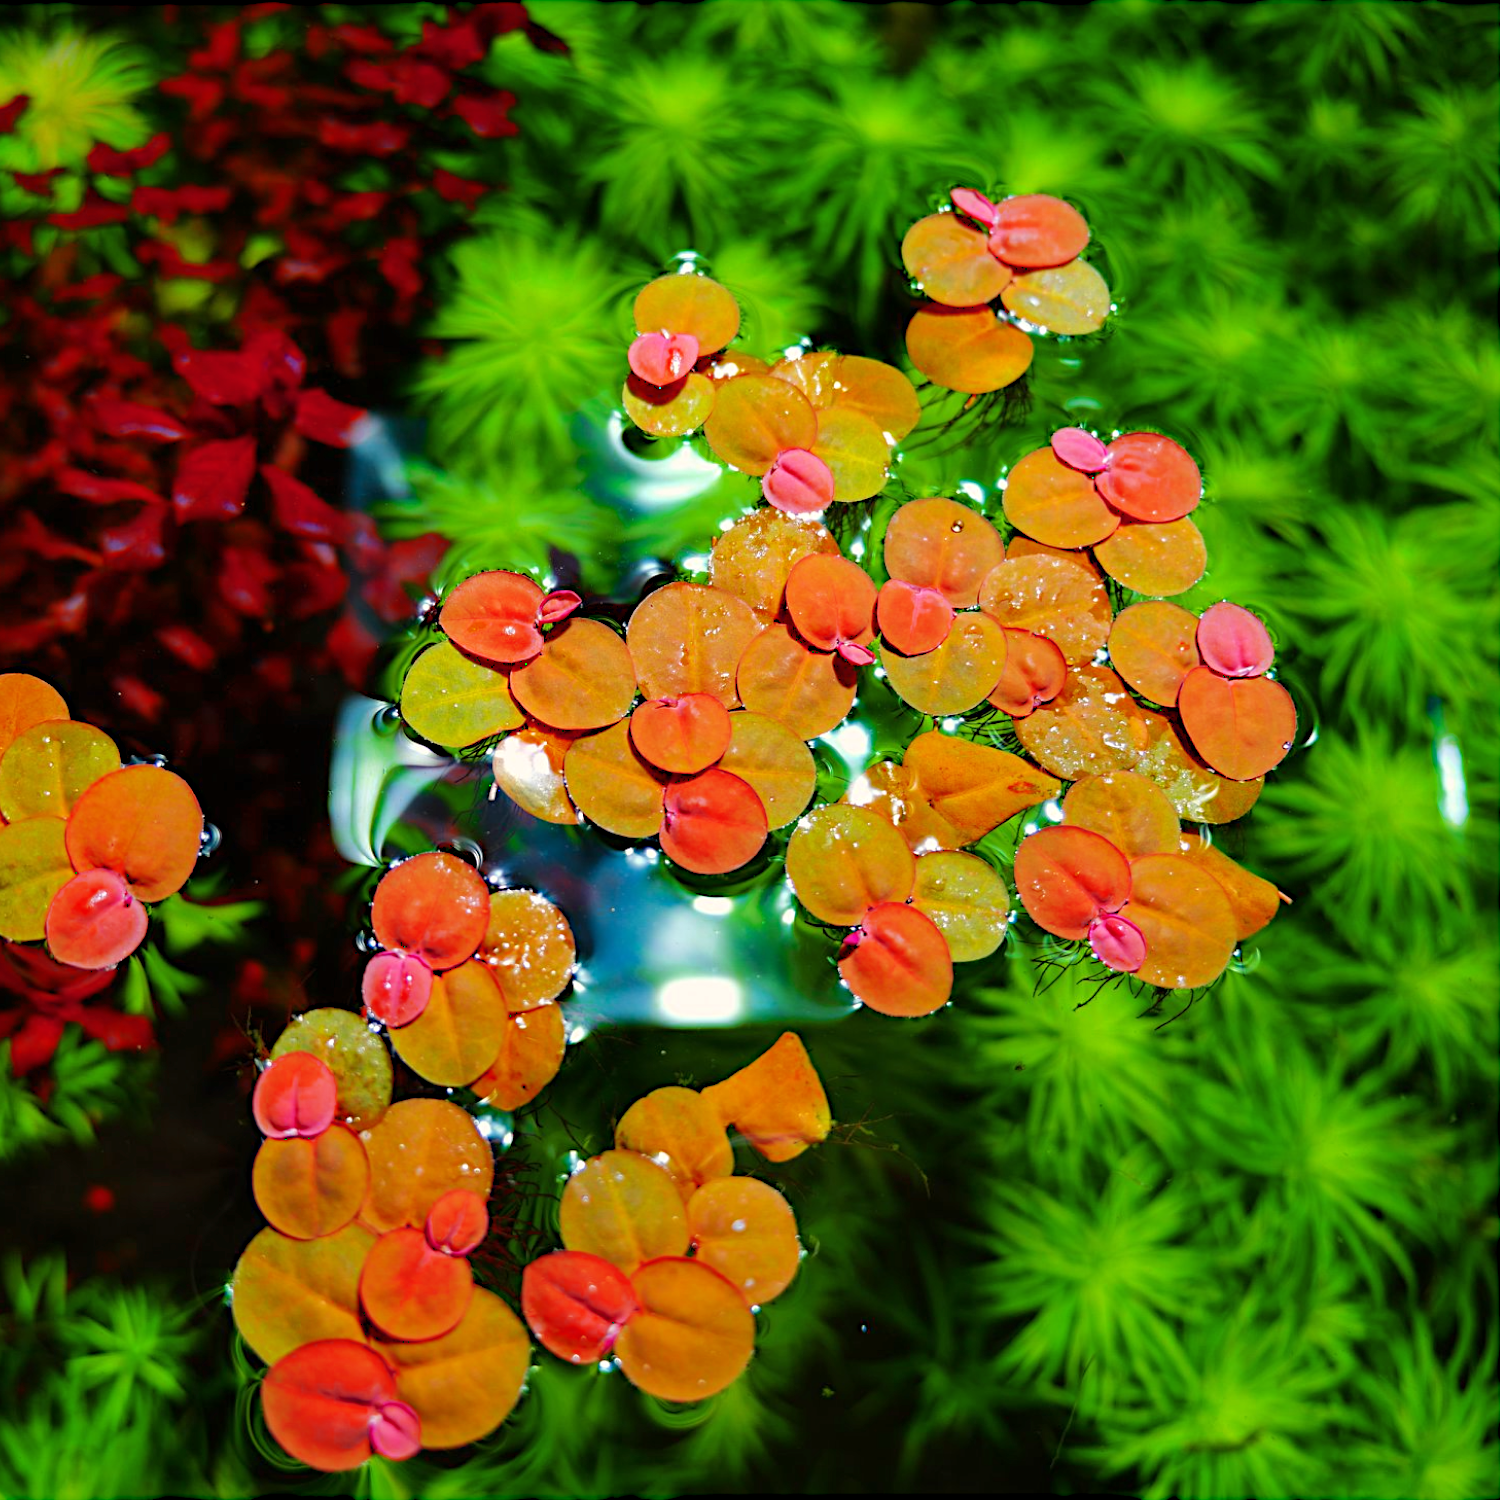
top-left (0, 674), bottom-right (205, 971)
top-left (902, 187), bottom-right (1113, 394)
top-left (522, 1034), bottom-right (829, 1400)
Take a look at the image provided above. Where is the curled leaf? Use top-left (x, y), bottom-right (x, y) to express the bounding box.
top-left (628, 331), bottom-right (701, 387)
top-left (700, 1033), bottom-right (831, 1162)
top-left (1196, 601), bottom-right (1275, 678)
top-left (989, 628), bottom-right (1068, 718)
top-left (903, 730), bottom-right (1060, 844)
top-left (44, 868), bottom-right (147, 970)
top-left (877, 581), bottom-right (955, 656)
top-left (762, 447), bottom-right (834, 514)
top-left (786, 554), bottom-right (877, 654)
top-left (253, 1051), bottom-right (338, 1139)
top-left (426, 1188), bottom-right (489, 1256)
top-left (362, 950), bottom-right (434, 1029)
top-left (1050, 428), bottom-right (1111, 473)
top-left (1089, 912), bottom-right (1146, 973)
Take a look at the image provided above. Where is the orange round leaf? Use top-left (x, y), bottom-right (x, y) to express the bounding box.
top-left (0, 815), bottom-right (73, 942)
top-left (231, 1223), bottom-right (375, 1366)
top-left (272, 1008), bottom-right (393, 1132)
top-left (472, 997), bottom-right (566, 1111)
top-left (1013, 824), bottom-right (1132, 940)
top-left (688, 1177), bottom-right (801, 1305)
top-left (1134, 708), bottom-right (1264, 825)
top-left (622, 372), bottom-right (716, 437)
top-left (0, 721), bottom-right (119, 823)
top-left (773, 353), bottom-right (921, 441)
top-left (1013, 664), bottom-right (1148, 780)
top-left (492, 724), bottom-right (581, 825)
top-left (564, 720), bottom-right (668, 838)
top-left (479, 889), bottom-right (576, 1009)
top-left (785, 804), bottom-right (916, 926)
top-left (905, 303), bottom-right (1034, 394)
top-left (0, 673), bottom-right (68, 759)
top-left (381, 1287), bottom-right (530, 1449)
top-left (912, 850), bottom-right (1011, 961)
top-left (1063, 771), bottom-right (1181, 859)
top-left (703, 375), bottom-right (818, 475)
top-left (736, 622), bottom-right (858, 740)
top-left (371, 851), bottom-right (489, 971)
top-left (1094, 517), bottom-right (1207, 597)
top-left (634, 273), bottom-right (739, 353)
top-left (700, 1032), bottom-right (831, 1163)
top-left (614, 1086), bottom-right (733, 1202)
top-left (881, 611), bottom-right (1008, 716)
top-left (660, 768), bottom-right (768, 875)
top-left (440, 570), bottom-right (545, 665)
top-left (614, 1257), bottom-right (755, 1403)
top-left (989, 628), bottom-right (1068, 718)
top-left (630, 693), bottom-right (733, 775)
top-left (360, 1226), bottom-right (473, 1341)
top-left (902, 730), bottom-right (1061, 844)
top-left (785, 554), bottom-right (877, 653)
top-left (1119, 852), bottom-right (1238, 990)
top-left (1000, 259), bottom-right (1111, 335)
top-left (978, 553), bottom-right (1112, 667)
top-left (388, 958), bottom-right (507, 1088)
top-left (877, 580), bottom-right (955, 656)
top-left (1001, 447), bottom-right (1119, 550)
top-left (717, 712), bottom-right (816, 829)
top-left (62, 764), bottom-right (202, 903)
top-left (510, 617), bottom-right (637, 732)
top-left (261, 1339), bottom-right (396, 1472)
top-left (840, 901), bottom-right (953, 1016)
top-left (628, 581), bottom-right (761, 708)
top-left (1177, 667), bottom-right (1297, 782)
top-left (883, 498), bottom-right (1006, 608)
top-left (522, 1250), bottom-right (639, 1365)
top-left (901, 211), bottom-right (1011, 306)
top-left (1178, 832), bottom-right (1286, 941)
top-left (253, 1125), bottom-right (370, 1241)
top-left (987, 194), bottom-right (1090, 269)
top-left (358, 1099), bottom-right (493, 1234)
top-left (708, 509), bottom-right (838, 621)
top-left (560, 1149), bottom-right (689, 1274)
top-left (1108, 601), bottom-right (1202, 706)
top-left (401, 641), bottom-right (523, 748)
top-left (1096, 432), bottom-right (1202, 523)
top-left (810, 405), bottom-right (890, 502)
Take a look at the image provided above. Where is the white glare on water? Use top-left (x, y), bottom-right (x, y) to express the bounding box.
top-left (657, 976), bottom-right (744, 1025)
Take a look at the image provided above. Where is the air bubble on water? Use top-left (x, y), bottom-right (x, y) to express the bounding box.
top-left (144, 752), bottom-right (169, 768)
top-left (441, 837), bottom-right (485, 870)
top-left (374, 704), bottom-right (402, 735)
top-left (198, 822), bottom-right (221, 856)
top-left (354, 930), bottom-right (379, 955)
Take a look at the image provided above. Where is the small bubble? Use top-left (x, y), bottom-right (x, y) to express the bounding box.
top-left (198, 822), bottom-right (222, 856)
top-left (354, 930), bottom-right (380, 955)
top-left (374, 704), bottom-right (402, 735)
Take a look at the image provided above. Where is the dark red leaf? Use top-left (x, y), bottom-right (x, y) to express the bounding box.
top-left (331, 22), bottom-right (396, 54)
top-left (99, 508), bottom-right (169, 571)
top-left (52, 273), bottom-right (124, 303)
top-left (87, 132), bottom-right (172, 176)
top-left (378, 238), bottom-right (422, 300)
top-left (175, 348), bottom-right (265, 406)
top-left (414, 17), bottom-right (486, 70)
top-left (262, 464), bottom-right (349, 543)
top-left (12, 167), bottom-right (60, 194)
top-left (158, 74), bottom-right (226, 121)
top-left (0, 95), bottom-right (29, 133)
top-left (131, 184), bottom-right (233, 224)
top-left (48, 197), bottom-right (131, 230)
top-left (135, 240), bottom-right (239, 282)
top-left (88, 397), bottom-right (189, 443)
top-left (451, 91), bottom-right (517, 138)
top-left (244, 329), bottom-right (306, 391)
top-left (5, 511), bottom-right (102, 565)
top-left (75, 1008), bottom-right (156, 1052)
top-left (55, 468), bottom-right (168, 505)
top-left (317, 118), bottom-right (410, 154)
top-left (219, 543), bottom-right (278, 617)
top-left (294, 388), bottom-right (367, 447)
top-left (174, 435), bottom-right (256, 521)
top-left (188, 20), bottom-right (241, 72)
top-left (326, 191), bottom-right (391, 228)
top-left (156, 623), bottom-right (218, 670)
top-left (391, 58), bottom-right (452, 109)
top-left (8, 1015), bottom-right (64, 1074)
top-left (281, 558), bottom-right (348, 619)
top-left (346, 58), bottom-right (398, 92)
top-left (431, 169), bottom-right (489, 210)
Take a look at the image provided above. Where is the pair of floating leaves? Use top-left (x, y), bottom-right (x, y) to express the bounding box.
top-left (0, 675), bottom-right (203, 970)
top-left (521, 1035), bottom-right (828, 1402)
top-left (1001, 429), bottom-right (1206, 598)
top-left (902, 191), bottom-right (1110, 392)
top-left (623, 273), bottom-right (740, 437)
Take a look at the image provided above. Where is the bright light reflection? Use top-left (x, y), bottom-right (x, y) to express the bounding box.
top-left (820, 719), bottom-right (872, 771)
top-left (692, 896), bottom-right (734, 917)
top-left (657, 976), bottom-right (745, 1025)
top-left (1436, 734), bottom-right (1469, 829)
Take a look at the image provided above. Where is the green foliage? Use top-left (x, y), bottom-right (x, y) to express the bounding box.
top-left (0, 1029), bottom-right (149, 1164)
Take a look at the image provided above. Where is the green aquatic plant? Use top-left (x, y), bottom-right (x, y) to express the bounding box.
top-left (1078, 1284), bottom-right (1356, 1500)
top-left (1237, 0), bottom-right (1428, 92)
top-left (978, 1144), bottom-right (1210, 1414)
top-left (1380, 304), bottom-right (1500, 461)
top-left (708, 238), bottom-right (830, 355)
top-left (417, 213), bottom-right (633, 467)
top-left (1285, 504), bottom-right (1499, 729)
top-left (1258, 727), bottom-right (1481, 935)
top-left (0, 1029), bottom-right (149, 1162)
top-left (0, 23), bottom-right (152, 173)
top-left (1190, 1039), bottom-right (1451, 1294)
top-left (1126, 195), bottom-right (1280, 301)
top-left (1345, 1317), bottom-right (1500, 1500)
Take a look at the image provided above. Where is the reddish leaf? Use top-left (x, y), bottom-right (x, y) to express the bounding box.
top-left (47, 196), bottom-right (130, 230)
top-left (1013, 824), bottom-right (1132, 940)
top-left (55, 469), bottom-right (166, 506)
top-left (839, 902), bottom-right (953, 1016)
top-left (253, 1052), bottom-right (338, 1139)
top-left (877, 581), bottom-right (954, 656)
top-left (173, 436), bottom-right (256, 521)
top-left (42, 869), bottom-right (146, 970)
top-left (261, 1339), bottom-right (399, 1473)
top-left (660, 768), bottom-right (768, 875)
top-left (1177, 667), bottom-right (1297, 782)
top-left (630, 695), bottom-right (733, 776)
top-left (426, 1189), bottom-right (489, 1257)
top-left (1196, 602), bottom-right (1275, 678)
top-left (521, 1250), bottom-right (639, 1365)
top-left (441, 570), bottom-right (546, 665)
top-left (295, 388), bottom-right (367, 447)
top-left (360, 1227), bottom-right (473, 1341)
top-left (87, 398), bottom-right (188, 443)
top-left (87, 133), bottom-right (172, 175)
top-left (986, 194), bottom-right (1090, 269)
top-left (452, 91), bottom-right (517, 138)
top-left (1096, 432), bottom-right (1201, 523)
top-left (371, 852), bottom-right (490, 971)
top-left (262, 465), bottom-right (349, 543)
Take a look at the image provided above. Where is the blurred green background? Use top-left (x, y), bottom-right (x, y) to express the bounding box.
top-left (2, 3), bottom-right (1496, 1497)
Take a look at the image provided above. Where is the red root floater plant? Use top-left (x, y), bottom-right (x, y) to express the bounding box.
top-left (0, 673), bottom-right (206, 1067)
